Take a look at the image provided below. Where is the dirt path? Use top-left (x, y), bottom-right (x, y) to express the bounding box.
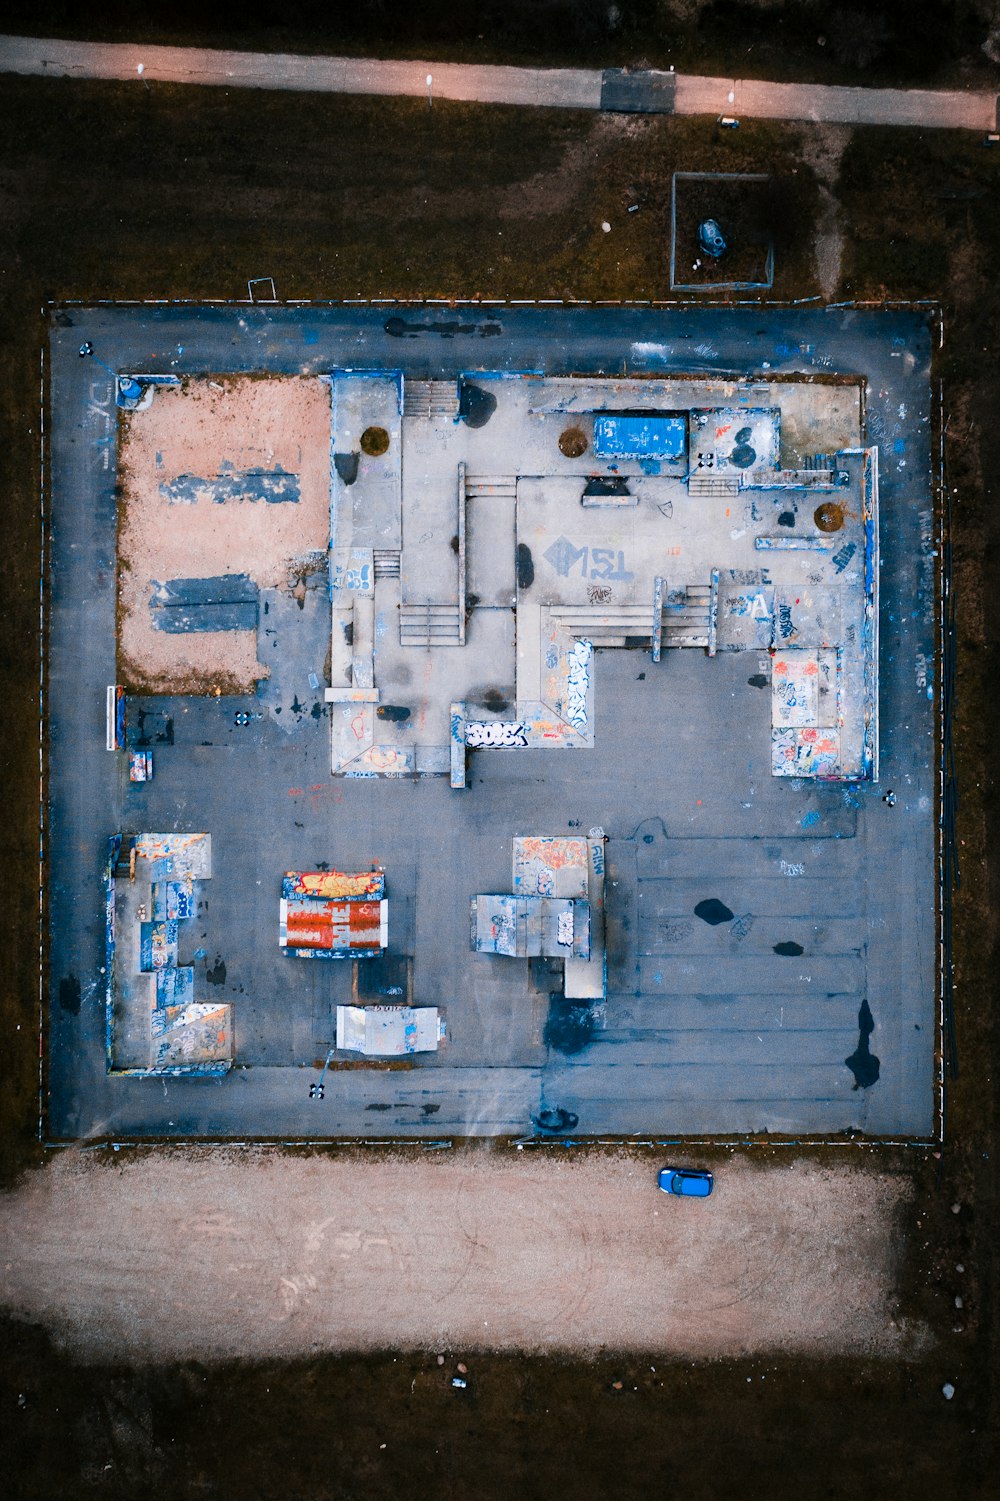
top-left (0, 33), bottom-right (995, 131)
top-left (799, 124), bottom-right (851, 299)
top-left (0, 1150), bottom-right (925, 1365)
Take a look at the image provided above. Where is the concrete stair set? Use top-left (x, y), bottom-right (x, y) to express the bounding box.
top-left (399, 601), bottom-right (464, 646)
top-left (465, 474), bottom-right (518, 501)
top-left (662, 581), bottom-right (716, 651)
top-left (687, 471), bottom-right (740, 499)
top-left (403, 380), bottom-right (460, 420)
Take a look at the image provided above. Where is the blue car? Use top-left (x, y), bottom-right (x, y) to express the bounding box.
top-left (658, 1166), bottom-right (714, 1197)
top-left (698, 218), bottom-right (727, 259)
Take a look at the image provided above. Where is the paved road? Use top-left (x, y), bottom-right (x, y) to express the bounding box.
top-left (0, 1149), bottom-right (920, 1362)
top-left (0, 34), bottom-right (601, 109)
top-left (1, 32), bottom-right (995, 130)
top-left (678, 72), bottom-right (995, 130)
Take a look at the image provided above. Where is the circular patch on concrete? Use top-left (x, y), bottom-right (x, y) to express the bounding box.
top-left (360, 425), bottom-right (390, 457)
top-left (559, 426), bottom-right (588, 458)
top-left (814, 501), bottom-right (845, 533)
top-left (729, 426), bottom-right (756, 469)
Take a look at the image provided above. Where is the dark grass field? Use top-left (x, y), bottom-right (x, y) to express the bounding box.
top-left (0, 67), bottom-right (998, 1500)
top-left (0, 1315), bottom-right (987, 1501)
top-left (671, 171), bottom-right (777, 287)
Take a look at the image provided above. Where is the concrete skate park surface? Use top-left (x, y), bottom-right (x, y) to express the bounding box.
top-left (46, 304), bottom-right (937, 1141)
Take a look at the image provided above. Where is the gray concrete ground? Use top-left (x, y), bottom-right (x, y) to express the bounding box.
top-left (1, 32), bottom-right (995, 131)
top-left (45, 305), bottom-right (937, 1142)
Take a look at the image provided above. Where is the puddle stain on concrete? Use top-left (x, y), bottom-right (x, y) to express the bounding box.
top-left (845, 998), bottom-right (880, 1089)
top-left (694, 898), bottom-right (735, 926)
top-left (531, 1106), bottom-right (579, 1132)
top-left (333, 452), bottom-right (360, 486)
top-left (206, 956), bottom-right (227, 987)
top-left (134, 708), bottom-right (174, 745)
top-left (384, 316), bottom-right (502, 339)
top-left (459, 382), bottom-right (497, 428)
top-left (516, 542), bottom-right (535, 589)
top-left (479, 688), bottom-right (513, 715)
top-left (773, 941), bottom-right (805, 956)
top-left (544, 996), bottom-right (596, 1054)
top-left (59, 975), bottom-right (81, 1014)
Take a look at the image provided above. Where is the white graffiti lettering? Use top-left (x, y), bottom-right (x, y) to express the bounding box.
top-left (465, 721), bottom-right (528, 749)
top-left (88, 381), bottom-right (114, 470)
top-left (565, 639), bottom-right (593, 731)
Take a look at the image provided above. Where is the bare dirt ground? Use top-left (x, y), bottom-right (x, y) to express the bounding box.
top-left (799, 124), bottom-right (850, 298)
top-left (0, 1149), bottom-right (923, 1366)
top-left (117, 376), bottom-right (330, 693)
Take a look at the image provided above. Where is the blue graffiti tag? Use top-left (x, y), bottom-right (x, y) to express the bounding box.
top-left (543, 536), bottom-right (633, 581)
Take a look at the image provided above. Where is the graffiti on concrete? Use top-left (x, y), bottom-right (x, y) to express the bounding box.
top-left (465, 720), bottom-right (528, 749)
top-left (832, 540), bottom-right (857, 573)
top-left (543, 536), bottom-right (634, 581)
top-left (565, 639), bottom-right (593, 732)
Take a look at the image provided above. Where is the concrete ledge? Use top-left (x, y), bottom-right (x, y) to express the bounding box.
top-left (325, 687), bottom-right (380, 703)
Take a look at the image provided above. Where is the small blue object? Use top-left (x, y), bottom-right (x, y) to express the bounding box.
top-left (657, 1166), bottom-right (714, 1197)
top-left (115, 688), bottom-right (126, 750)
top-left (698, 218), bottom-right (727, 258)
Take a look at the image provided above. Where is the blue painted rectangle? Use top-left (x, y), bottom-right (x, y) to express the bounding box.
top-left (150, 574), bottom-right (259, 633)
top-left (593, 414), bottom-right (686, 458)
top-left (152, 601), bottom-right (257, 632)
top-left (159, 467), bottom-right (299, 504)
top-left (153, 574), bottom-right (258, 605)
